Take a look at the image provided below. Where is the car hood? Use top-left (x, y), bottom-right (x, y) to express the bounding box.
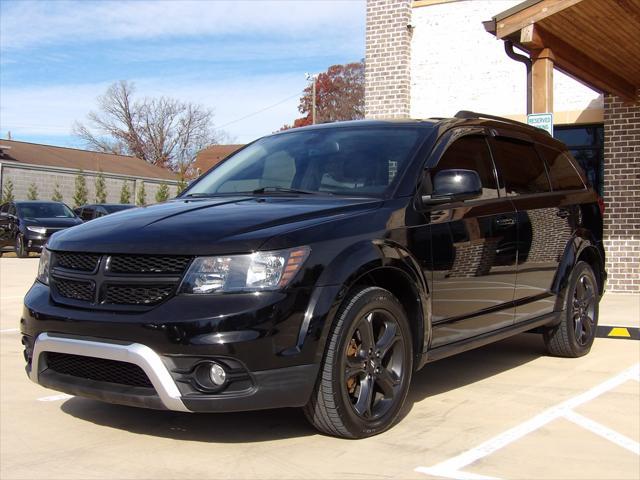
top-left (48, 196), bottom-right (382, 255)
top-left (23, 217), bottom-right (82, 229)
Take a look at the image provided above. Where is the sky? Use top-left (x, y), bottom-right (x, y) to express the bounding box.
top-left (0, 0), bottom-right (365, 147)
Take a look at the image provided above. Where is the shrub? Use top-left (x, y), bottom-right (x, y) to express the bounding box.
top-left (120, 181), bottom-right (131, 204)
top-left (27, 183), bottom-right (39, 200)
top-left (155, 183), bottom-right (170, 203)
top-left (72, 171), bottom-right (88, 208)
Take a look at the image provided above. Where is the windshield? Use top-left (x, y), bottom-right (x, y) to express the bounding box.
top-left (186, 127), bottom-right (424, 197)
top-left (17, 202), bottom-right (75, 219)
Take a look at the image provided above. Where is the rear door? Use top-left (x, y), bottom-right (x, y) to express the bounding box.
top-left (489, 135), bottom-right (572, 322)
top-left (427, 132), bottom-right (518, 347)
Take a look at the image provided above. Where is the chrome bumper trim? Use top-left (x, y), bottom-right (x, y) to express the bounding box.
top-left (29, 333), bottom-right (190, 412)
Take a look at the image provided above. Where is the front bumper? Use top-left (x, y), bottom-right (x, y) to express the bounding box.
top-left (24, 235), bottom-right (47, 252)
top-left (26, 332), bottom-right (318, 412)
top-left (22, 281), bottom-right (341, 412)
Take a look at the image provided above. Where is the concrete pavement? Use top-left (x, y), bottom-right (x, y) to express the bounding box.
top-left (1, 258), bottom-right (638, 479)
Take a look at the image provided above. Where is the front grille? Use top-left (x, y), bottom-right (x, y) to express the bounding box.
top-left (56, 252), bottom-right (100, 272)
top-left (55, 278), bottom-right (95, 301)
top-left (109, 256), bottom-right (191, 274)
top-left (105, 284), bottom-right (174, 305)
top-left (51, 252), bottom-right (191, 309)
top-left (46, 352), bottom-right (153, 388)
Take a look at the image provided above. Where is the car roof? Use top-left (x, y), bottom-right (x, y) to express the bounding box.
top-left (14, 200), bottom-right (66, 205)
top-left (270, 114), bottom-right (565, 149)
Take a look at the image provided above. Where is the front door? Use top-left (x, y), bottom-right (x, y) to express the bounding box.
top-left (426, 133), bottom-right (518, 347)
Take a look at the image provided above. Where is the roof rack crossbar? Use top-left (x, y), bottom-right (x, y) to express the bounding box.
top-left (454, 110), bottom-right (550, 135)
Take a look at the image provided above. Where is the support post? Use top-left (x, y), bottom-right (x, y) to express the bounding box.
top-left (531, 48), bottom-right (554, 113)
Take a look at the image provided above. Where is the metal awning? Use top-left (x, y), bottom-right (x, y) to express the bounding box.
top-left (484, 0), bottom-right (640, 103)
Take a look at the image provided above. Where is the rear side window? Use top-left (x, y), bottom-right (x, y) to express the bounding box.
top-left (538, 145), bottom-right (586, 191)
top-left (432, 135), bottom-right (499, 199)
top-left (491, 138), bottom-right (550, 195)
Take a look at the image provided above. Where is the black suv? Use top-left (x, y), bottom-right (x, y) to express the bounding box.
top-left (0, 201), bottom-right (82, 257)
top-left (21, 113), bottom-right (606, 438)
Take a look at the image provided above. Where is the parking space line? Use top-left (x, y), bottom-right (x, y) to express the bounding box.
top-left (415, 363), bottom-right (640, 479)
top-left (0, 328), bottom-right (19, 333)
top-left (563, 410), bottom-right (640, 455)
top-left (37, 394), bottom-right (73, 402)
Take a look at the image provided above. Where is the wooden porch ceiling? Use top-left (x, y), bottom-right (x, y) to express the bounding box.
top-left (486, 0), bottom-right (640, 102)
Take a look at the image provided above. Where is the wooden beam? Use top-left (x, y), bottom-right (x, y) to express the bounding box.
top-left (495, 0), bottom-right (584, 39)
top-left (521, 25), bottom-right (637, 101)
top-left (532, 48), bottom-right (554, 113)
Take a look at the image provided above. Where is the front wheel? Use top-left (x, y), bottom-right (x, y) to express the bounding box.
top-left (544, 261), bottom-right (599, 357)
top-left (15, 234), bottom-right (28, 258)
top-left (304, 286), bottom-right (413, 438)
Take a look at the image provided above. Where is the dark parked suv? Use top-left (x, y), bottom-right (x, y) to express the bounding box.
top-left (0, 201), bottom-right (82, 257)
top-left (21, 112), bottom-right (606, 438)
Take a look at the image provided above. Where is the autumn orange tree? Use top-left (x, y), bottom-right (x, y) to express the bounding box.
top-left (283, 61), bottom-right (364, 129)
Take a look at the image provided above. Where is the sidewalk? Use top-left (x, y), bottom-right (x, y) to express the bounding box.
top-left (600, 292), bottom-right (640, 328)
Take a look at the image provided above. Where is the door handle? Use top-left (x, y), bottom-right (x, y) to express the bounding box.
top-left (495, 217), bottom-right (516, 227)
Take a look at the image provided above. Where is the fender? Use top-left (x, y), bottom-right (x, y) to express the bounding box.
top-left (299, 239), bottom-right (431, 367)
top-left (551, 228), bottom-right (603, 312)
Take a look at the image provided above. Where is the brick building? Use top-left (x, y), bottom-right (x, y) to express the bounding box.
top-left (0, 140), bottom-right (179, 206)
top-left (365, 0), bottom-right (639, 292)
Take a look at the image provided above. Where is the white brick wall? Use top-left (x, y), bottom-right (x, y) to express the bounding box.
top-left (409, 0), bottom-right (602, 119)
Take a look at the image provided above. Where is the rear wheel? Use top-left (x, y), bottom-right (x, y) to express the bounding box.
top-left (15, 234), bottom-right (28, 258)
top-left (304, 286), bottom-right (413, 438)
top-left (544, 261), bottom-right (599, 357)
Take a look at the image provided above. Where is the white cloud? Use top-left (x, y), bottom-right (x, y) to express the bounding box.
top-left (1, 0), bottom-right (365, 51)
top-left (0, 73), bottom-right (307, 143)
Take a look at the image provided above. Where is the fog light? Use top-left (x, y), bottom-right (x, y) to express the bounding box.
top-left (209, 362), bottom-right (227, 386)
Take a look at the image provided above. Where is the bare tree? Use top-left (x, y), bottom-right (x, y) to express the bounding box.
top-left (74, 81), bottom-right (225, 172)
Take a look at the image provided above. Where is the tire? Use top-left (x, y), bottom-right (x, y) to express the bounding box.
top-left (544, 261), bottom-right (599, 357)
top-left (304, 286), bottom-right (413, 438)
top-left (15, 234), bottom-right (28, 258)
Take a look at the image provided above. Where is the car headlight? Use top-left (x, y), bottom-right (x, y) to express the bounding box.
top-left (180, 247), bottom-right (310, 294)
top-left (37, 248), bottom-right (51, 285)
top-left (27, 226), bottom-right (47, 235)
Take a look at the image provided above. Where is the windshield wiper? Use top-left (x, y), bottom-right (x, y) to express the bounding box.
top-left (250, 186), bottom-right (330, 196)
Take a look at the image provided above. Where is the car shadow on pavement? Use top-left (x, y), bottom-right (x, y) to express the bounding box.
top-left (60, 333), bottom-right (547, 442)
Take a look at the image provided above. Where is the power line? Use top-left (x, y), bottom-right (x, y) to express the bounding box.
top-left (217, 90), bottom-right (303, 129)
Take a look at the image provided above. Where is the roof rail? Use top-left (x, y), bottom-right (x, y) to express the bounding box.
top-left (454, 110), bottom-right (550, 135)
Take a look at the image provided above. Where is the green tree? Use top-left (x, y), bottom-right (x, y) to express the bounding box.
top-left (94, 171), bottom-right (107, 203)
top-left (155, 182), bottom-right (170, 203)
top-left (2, 179), bottom-right (15, 203)
top-left (176, 176), bottom-right (188, 195)
top-left (120, 181), bottom-right (131, 204)
top-left (27, 183), bottom-right (39, 200)
top-left (51, 183), bottom-right (64, 202)
top-left (136, 181), bottom-right (146, 206)
top-left (72, 171), bottom-right (88, 208)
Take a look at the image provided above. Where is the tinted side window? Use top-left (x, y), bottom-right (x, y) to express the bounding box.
top-left (0, 204), bottom-right (7, 214)
top-left (81, 208), bottom-right (94, 221)
top-left (8, 204), bottom-right (16, 216)
top-left (431, 135), bottom-right (499, 199)
top-left (538, 145), bottom-right (586, 191)
top-left (492, 138), bottom-right (550, 195)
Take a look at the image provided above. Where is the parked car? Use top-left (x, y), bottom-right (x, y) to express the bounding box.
top-left (0, 200), bottom-right (82, 257)
top-left (22, 112), bottom-right (606, 438)
top-left (74, 203), bottom-right (136, 222)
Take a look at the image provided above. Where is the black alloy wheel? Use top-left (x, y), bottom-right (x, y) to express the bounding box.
top-left (343, 310), bottom-right (406, 420)
top-left (544, 261), bottom-right (599, 357)
top-left (304, 286), bottom-right (413, 438)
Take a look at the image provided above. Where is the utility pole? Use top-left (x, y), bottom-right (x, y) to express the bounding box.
top-left (312, 78), bottom-right (317, 125)
top-left (305, 73), bottom-right (318, 124)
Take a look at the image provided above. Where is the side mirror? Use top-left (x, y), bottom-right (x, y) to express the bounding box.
top-left (421, 169), bottom-right (482, 206)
